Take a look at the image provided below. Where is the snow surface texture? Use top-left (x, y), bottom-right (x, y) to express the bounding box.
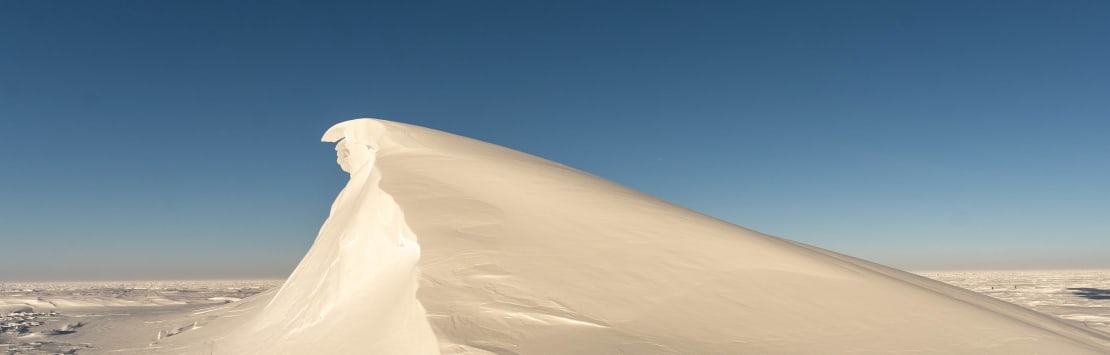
top-left (155, 118), bottom-right (1110, 354)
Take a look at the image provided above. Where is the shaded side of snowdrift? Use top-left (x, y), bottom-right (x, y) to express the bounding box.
top-left (338, 118), bottom-right (1108, 354)
top-left (201, 122), bottom-right (440, 354)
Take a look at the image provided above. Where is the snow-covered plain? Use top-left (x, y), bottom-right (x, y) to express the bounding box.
top-left (0, 280), bottom-right (281, 354)
top-left (4, 274), bottom-right (1109, 354)
top-left (919, 270), bottom-right (1110, 336)
top-left (4, 118), bottom-right (1109, 354)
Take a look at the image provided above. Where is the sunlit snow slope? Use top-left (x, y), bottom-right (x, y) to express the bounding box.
top-left (164, 118), bottom-right (1110, 354)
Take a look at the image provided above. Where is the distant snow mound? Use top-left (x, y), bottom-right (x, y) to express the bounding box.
top-left (0, 304), bottom-right (34, 314)
top-left (161, 118), bottom-right (1109, 354)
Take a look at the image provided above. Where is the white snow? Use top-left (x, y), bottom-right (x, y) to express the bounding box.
top-left (141, 118), bottom-right (1110, 354)
top-left (207, 123), bottom-right (439, 354)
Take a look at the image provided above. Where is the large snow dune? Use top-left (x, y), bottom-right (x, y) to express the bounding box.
top-left (159, 118), bottom-right (1110, 354)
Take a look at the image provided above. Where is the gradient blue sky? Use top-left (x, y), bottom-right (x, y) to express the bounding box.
top-left (2, 1), bottom-right (1108, 281)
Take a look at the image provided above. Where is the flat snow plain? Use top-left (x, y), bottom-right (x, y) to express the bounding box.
top-left (918, 270), bottom-right (1110, 336)
top-left (0, 280), bottom-right (281, 354)
top-left (1, 273), bottom-right (1107, 354)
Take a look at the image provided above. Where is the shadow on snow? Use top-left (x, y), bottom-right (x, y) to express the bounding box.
top-left (1066, 288), bottom-right (1110, 300)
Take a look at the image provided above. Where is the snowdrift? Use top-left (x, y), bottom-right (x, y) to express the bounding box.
top-left (159, 118), bottom-right (1110, 354)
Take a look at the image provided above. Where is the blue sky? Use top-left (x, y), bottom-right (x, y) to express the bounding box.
top-left (2, 1), bottom-right (1108, 280)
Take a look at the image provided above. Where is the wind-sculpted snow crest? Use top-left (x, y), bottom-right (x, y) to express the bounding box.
top-left (152, 118), bottom-right (1108, 354)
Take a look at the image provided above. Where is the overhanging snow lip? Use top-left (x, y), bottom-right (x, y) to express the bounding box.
top-left (322, 118), bottom-right (390, 143)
